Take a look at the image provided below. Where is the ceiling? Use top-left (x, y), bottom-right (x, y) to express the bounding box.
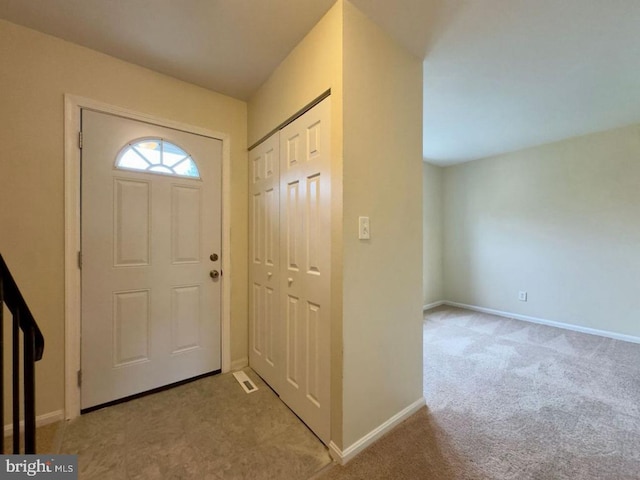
top-left (2, 0), bottom-right (640, 166)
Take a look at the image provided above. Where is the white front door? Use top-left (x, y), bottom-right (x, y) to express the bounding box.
top-left (81, 110), bottom-right (222, 410)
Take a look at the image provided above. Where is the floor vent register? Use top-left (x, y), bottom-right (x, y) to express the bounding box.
top-left (233, 371), bottom-right (259, 394)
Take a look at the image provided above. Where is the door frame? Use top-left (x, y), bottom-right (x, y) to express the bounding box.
top-left (63, 94), bottom-right (232, 419)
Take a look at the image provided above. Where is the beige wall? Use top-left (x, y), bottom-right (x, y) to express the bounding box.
top-left (247, 3), bottom-right (343, 147)
top-left (443, 124), bottom-right (640, 338)
top-left (341, 1), bottom-right (423, 448)
top-left (423, 162), bottom-right (444, 306)
top-left (0, 19), bottom-right (248, 417)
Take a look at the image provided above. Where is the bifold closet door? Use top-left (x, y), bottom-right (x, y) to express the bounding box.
top-left (248, 97), bottom-right (331, 444)
top-left (279, 98), bottom-right (331, 443)
top-left (249, 133), bottom-right (282, 393)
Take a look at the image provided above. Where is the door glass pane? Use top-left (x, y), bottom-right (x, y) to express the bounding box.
top-left (116, 138), bottom-right (201, 179)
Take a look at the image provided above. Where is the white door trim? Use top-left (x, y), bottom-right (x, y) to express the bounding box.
top-left (64, 94), bottom-right (232, 419)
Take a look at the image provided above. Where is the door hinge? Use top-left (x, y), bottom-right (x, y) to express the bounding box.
top-left (77, 251), bottom-right (82, 269)
top-left (77, 370), bottom-right (82, 387)
top-left (78, 131), bottom-right (83, 149)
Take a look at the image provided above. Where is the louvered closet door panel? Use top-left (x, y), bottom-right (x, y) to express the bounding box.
top-left (248, 133), bottom-right (282, 392)
top-left (279, 98), bottom-right (331, 443)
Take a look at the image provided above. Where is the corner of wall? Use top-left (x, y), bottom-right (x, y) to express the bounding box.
top-left (341, 0), bottom-right (424, 449)
top-left (423, 161), bottom-right (444, 305)
top-left (245, 0), bottom-right (346, 451)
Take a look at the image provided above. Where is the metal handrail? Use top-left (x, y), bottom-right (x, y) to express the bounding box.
top-left (0, 253), bottom-right (45, 454)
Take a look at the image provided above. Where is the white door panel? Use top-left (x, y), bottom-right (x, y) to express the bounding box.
top-left (249, 98), bottom-right (331, 444)
top-left (81, 110), bottom-right (222, 410)
top-left (279, 99), bottom-right (331, 443)
top-left (249, 133), bottom-right (282, 392)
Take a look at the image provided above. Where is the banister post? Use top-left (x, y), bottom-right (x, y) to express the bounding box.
top-left (0, 255), bottom-right (44, 454)
top-left (24, 324), bottom-right (36, 454)
top-left (12, 308), bottom-right (20, 453)
top-left (0, 274), bottom-right (4, 454)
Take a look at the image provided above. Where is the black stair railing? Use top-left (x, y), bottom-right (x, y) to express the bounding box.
top-left (0, 253), bottom-right (45, 454)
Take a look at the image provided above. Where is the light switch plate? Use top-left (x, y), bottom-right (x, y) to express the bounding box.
top-left (359, 216), bottom-right (370, 240)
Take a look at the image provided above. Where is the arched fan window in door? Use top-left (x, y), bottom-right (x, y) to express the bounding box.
top-left (115, 138), bottom-right (201, 179)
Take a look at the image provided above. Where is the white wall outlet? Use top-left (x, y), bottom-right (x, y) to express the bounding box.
top-left (358, 216), bottom-right (370, 240)
top-left (518, 291), bottom-right (528, 302)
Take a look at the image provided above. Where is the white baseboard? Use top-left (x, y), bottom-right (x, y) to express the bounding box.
top-left (444, 301), bottom-right (640, 345)
top-left (423, 301), bottom-right (445, 311)
top-left (230, 357), bottom-right (249, 371)
top-left (329, 397), bottom-right (426, 465)
top-left (4, 409), bottom-right (64, 435)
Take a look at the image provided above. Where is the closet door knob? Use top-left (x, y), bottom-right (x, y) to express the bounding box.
top-left (288, 277), bottom-right (293, 285)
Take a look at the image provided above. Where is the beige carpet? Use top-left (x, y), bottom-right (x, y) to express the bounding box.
top-left (51, 370), bottom-right (331, 479)
top-left (317, 306), bottom-right (640, 479)
top-left (3, 420), bottom-right (61, 454)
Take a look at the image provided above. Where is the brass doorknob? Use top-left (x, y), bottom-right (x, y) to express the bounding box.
top-left (210, 270), bottom-right (220, 279)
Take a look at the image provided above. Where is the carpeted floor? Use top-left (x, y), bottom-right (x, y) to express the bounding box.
top-left (10, 306), bottom-right (640, 478)
top-left (24, 370), bottom-right (331, 479)
top-left (3, 421), bottom-right (61, 454)
top-left (317, 306), bottom-right (640, 479)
